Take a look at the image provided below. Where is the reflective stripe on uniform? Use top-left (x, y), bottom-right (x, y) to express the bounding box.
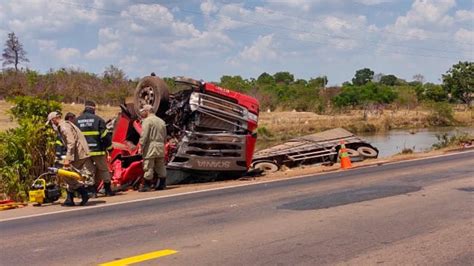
top-left (90, 151), bottom-right (106, 156)
top-left (82, 131), bottom-right (100, 136)
top-left (101, 129), bottom-right (109, 138)
top-left (55, 140), bottom-right (63, 146)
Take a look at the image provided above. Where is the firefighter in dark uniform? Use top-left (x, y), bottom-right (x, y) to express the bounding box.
top-left (75, 100), bottom-right (115, 196)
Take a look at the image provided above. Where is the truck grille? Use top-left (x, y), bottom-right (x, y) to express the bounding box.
top-left (190, 92), bottom-right (248, 131)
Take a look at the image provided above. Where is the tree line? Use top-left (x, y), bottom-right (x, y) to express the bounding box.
top-left (1, 31), bottom-right (472, 111)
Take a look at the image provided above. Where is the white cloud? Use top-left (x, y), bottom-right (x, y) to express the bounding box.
top-left (454, 28), bottom-right (474, 44)
top-left (394, 0), bottom-right (455, 27)
top-left (200, 0), bottom-right (218, 16)
top-left (38, 40), bottom-right (80, 62)
top-left (6, 0), bottom-right (99, 34)
top-left (85, 42), bottom-right (120, 60)
top-left (354, 0), bottom-right (394, 5)
top-left (455, 10), bottom-right (474, 22)
top-left (56, 48), bottom-right (81, 62)
top-left (165, 31), bottom-right (233, 54)
top-left (265, 0), bottom-right (315, 11)
top-left (38, 40), bottom-right (57, 51)
top-left (99, 28), bottom-right (120, 42)
top-left (229, 34), bottom-right (278, 65)
top-left (385, 0), bottom-right (456, 41)
top-left (121, 4), bottom-right (200, 37)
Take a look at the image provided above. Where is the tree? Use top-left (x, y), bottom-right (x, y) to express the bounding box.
top-left (2, 32), bottom-right (29, 72)
top-left (308, 76), bottom-right (328, 88)
top-left (219, 75), bottom-right (250, 92)
top-left (257, 72), bottom-right (275, 85)
top-left (103, 65), bottom-right (126, 82)
top-left (273, 71), bottom-right (294, 84)
top-left (442, 61), bottom-right (473, 106)
top-left (413, 74), bottom-right (425, 84)
top-left (379, 74), bottom-right (398, 86)
top-left (352, 68), bottom-right (374, 86)
top-left (423, 83), bottom-right (448, 102)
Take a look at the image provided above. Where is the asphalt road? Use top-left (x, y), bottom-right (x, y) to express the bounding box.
top-left (1, 151), bottom-right (473, 265)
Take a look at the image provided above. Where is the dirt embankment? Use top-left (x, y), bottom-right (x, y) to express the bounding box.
top-left (257, 109), bottom-right (473, 143)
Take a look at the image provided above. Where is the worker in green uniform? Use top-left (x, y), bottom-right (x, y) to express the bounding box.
top-left (138, 104), bottom-right (167, 192)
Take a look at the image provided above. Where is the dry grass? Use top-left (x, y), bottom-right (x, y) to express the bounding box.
top-left (258, 108), bottom-right (473, 141)
top-left (0, 101), bottom-right (15, 131)
top-left (0, 100), bottom-right (120, 131)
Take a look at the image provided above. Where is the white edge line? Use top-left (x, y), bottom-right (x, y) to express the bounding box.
top-left (1, 149), bottom-right (472, 223)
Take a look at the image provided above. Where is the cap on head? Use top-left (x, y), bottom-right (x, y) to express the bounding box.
top-left (139, 104), bottom-right (153, 113)
top-left (84, 100), bottom-right (96, 108)
top-left (46, 111), bottom-right (61, 125)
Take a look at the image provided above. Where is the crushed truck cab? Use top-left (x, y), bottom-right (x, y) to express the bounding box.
top-left (108, 76), bottom-right (259, 188)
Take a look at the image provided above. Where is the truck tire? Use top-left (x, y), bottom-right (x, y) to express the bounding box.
top-left (134, 76), bottom-right (170, 116)
top-left (357, 146), bottom-right (378, 158)
top-left (253, 161), bottom-right (279, 173)
top-left (346, 148), bottom-right (360, 157)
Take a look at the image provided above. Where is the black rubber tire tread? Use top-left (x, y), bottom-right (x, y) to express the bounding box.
top-left (357, 146), bottom-right (378, 158)
top-left (253, 161), bottom-right (279, 173)
top-left (346, 148), bottom-right (360, 157)
top-left (134, 76), bottom-right (170, 115)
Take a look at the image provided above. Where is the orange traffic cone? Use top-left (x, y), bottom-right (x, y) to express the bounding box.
top-left (339, 141), bottom-right (352, 169)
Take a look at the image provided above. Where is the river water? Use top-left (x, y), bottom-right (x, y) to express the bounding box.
top-left (360, 127), bottom-right (474, 158)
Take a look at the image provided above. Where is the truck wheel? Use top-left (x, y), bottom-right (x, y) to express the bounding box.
top-left (253, 162), bottom-right (279, 173)
top-left (134, 76), bottom-right (170, 116)
top-left (357, 146), bottom-right (378, 158)
top-left (346, 148), bottom-right (360, 157)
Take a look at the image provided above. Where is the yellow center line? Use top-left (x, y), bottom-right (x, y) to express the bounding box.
top-left (99, 249), bottom-right (178, 266)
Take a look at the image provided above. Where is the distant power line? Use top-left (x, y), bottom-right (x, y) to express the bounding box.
top-left (55, 0), bottom-right (473, 61)
top-left (214, 0), bottom-right (474, 46)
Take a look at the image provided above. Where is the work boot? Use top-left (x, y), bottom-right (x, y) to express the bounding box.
top-left (104, 182), bottom-right (115, 196)
top-left (76, 187), bottom-right (89, 206)
top-left (62, 191), bottom-right (75, 207)
top-left (156, 178), bottom-right (167, 191)
top-left (139, 180), bottom-right (152, 192)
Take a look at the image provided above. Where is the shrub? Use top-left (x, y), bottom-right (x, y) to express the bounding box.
top-left (432, 132), bottom-right (471, 150)
top-left (8, 96), bottom-right (61, 120)
top-left (427, 102), bottom-right (454, 126)
top-left (257, 126), bottom-right (274, 140)
top-left (0, 97), bottom-right (59, 201)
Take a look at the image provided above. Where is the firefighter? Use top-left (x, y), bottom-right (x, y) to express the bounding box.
top-left (64, 112), bottom-right (76, 123)
top-left (138, 104), bottom-right (167, 192)
top-left (54, 112), bottom-right (76, 162)
top-left (46, 111), bottom-right (94, 206)
top-left (75, 100), bottom-right (115, 196)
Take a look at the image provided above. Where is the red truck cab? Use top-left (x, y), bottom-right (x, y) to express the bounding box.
top-left (108, 76), bottom-right (259, 188)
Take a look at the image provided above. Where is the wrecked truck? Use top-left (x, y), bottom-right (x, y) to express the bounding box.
top-left (108, 76), bottom-right (260, 188)
top-left (252, 128), bottom-right (379, 173)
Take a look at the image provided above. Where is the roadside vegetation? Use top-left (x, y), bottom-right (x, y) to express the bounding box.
top-left (432, 132), bottom-right (473, 150)
top-left (0, 97), bottom-right (60, 201)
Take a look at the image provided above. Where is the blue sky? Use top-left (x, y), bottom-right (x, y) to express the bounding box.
top-left (0, 0), bottom-right (472, 85)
